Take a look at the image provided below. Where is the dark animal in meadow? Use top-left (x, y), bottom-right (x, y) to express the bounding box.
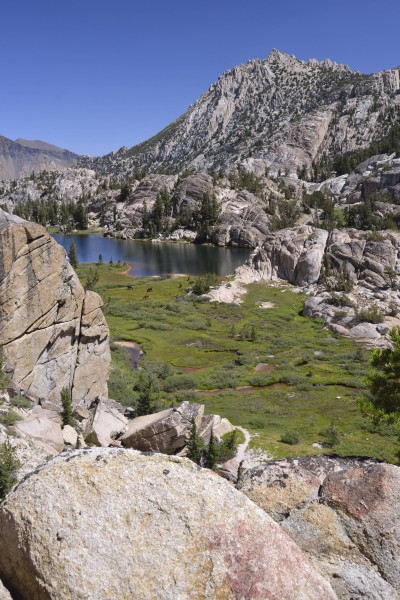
top-left (147, 287), bottom-right (153, 293)
top-left (142, 295), bottom-right (149, 300)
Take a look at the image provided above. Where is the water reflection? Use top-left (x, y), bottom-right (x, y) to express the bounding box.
top-left (52, 234), bottom-right (250, 277)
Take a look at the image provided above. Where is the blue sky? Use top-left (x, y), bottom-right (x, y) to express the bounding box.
top-left (1, 0), bottom-right (399, 156)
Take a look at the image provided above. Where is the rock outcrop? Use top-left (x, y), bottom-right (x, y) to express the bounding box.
top-left (239, 455), bottom-right (400, 599)
top-left (227, 224), bottom-right (400, 344)
top-left (0, 209), bottom-right (110, 405)
top-left (0, 449), bottom-right (337, 599)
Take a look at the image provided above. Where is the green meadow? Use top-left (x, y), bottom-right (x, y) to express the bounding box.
top-left (76, 262), bottom-right (399, 463)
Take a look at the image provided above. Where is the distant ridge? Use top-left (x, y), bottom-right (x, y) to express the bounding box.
top-left (0, 135), bottom-right (78, 180)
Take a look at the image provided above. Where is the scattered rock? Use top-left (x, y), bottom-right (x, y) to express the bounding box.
top-left (62, 425), bottom-right (78, 446)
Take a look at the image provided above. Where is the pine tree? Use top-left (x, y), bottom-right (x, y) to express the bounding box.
top-left (61, 387), bottom-right (75, 427)
top-left (186, 418), bottom-right (203, 464)
top-left (204, 430), bottom-right (218, 471)
top-left (0, 439), bottom-right (20, 500)
top-left (135, 372), bottom-right (159, 416)
top-left (366, 327), bottom-right (400, 414)
top-left (68, 242), bottom-right (78, 268)
top-left (84, 267), bottom-right (99, 291)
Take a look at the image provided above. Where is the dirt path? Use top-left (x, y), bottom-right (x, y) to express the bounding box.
top-left (234, 426), bottom-right (251, 464)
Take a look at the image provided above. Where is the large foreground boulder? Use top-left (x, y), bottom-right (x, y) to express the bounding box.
top-left (238, 455), bottom-right (400, 599)
top-left (0, 209), bottom-right (110, 405)
top-left (0, 449), bottom-right (336, 599)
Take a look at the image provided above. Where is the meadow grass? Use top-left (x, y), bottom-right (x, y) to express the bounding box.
top-left (76, 263), bottom-right (399, 463)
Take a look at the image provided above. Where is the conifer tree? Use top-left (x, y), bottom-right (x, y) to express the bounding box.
top-left (135, 372), bottom-right (159, 416)
top-left (186, 418), bottom-right (203, 464)
top-left (68, 242), bottom-right (78, 268)
top-left (0, 439), bottom-right (20, 500)
top-left (61, 387), bottom-right (75, 427)
top-left (204, 430), bottom-right (218, 471)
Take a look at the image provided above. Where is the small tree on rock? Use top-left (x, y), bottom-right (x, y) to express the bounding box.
top-left (61, 387), bottom-right (75, 427)
top-left (0, 439), bottom-right (20, 501)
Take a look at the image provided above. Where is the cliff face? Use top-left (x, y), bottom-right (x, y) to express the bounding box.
top-left (0, 209), bottom-right (110, 405)
top-left (79, 50), bottom-right (400, 178)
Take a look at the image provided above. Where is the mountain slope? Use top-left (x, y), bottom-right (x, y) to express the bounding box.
top-left (0, 135), bottom-right (78, 180)
top-left (79, 50), bottom-right (400, 178)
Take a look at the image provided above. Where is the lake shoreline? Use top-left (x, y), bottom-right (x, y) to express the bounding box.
top-left (52, 232), bottom-right (250, 278)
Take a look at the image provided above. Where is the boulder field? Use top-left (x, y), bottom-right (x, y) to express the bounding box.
top-left (0, 209), bottom-right (110, 405)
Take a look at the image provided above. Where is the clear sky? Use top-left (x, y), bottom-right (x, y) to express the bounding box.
top-left (1, 0), bottom-right (399, 156)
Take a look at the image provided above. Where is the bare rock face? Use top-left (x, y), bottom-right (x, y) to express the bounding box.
top-left (260, 225), bottom-right (329, 285)
top-left (238, 456), bottom-right (400, 599)
top-left (172, 173), bottom-right (214, 217)
top-left (211, 189), bottom-right (271, 248)
top-left (121, 401), bottom-right (204, 454)
top-left (0, 209), bottom-right (110, 405)
top-left (0, 449), bottom-right (337, 599)
top-left (14, 405), bottom-right (64, 452)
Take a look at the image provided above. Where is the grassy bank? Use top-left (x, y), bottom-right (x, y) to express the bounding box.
top-left (76, 263), bottom-right (399, 463)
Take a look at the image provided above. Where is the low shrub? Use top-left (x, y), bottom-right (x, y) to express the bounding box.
top-left (192, 273), bottom-right (218, 295)
top-left (320, 421), bottom-right (341, 447)
top-left (163, 374), bottom-right (196, 392)
top-left (280, 431), bottom-right (300, 445)
top-left (356, 305), bottom-right (384, 324)
top-left (0, 411), bottom-right (21, 427)
top-left (10, 395), bottom-right (31, 409)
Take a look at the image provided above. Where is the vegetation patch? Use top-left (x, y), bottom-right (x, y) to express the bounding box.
top-left (75, 263), bottom-right (399, 463)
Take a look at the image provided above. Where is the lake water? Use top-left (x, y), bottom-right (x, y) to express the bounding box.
top-left (52, 234), bottom-right (251, 277)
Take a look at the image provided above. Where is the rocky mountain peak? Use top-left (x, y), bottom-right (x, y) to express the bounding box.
top-left (79, 49), bottom-right (400, 180)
